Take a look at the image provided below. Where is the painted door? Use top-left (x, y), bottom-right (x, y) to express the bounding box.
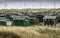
top-left (6, 21), bottom-right (12, 26)
top-left (24, 19), bottom-right (30, 26)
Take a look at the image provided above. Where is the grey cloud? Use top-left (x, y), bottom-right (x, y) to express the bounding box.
top-left (0, 0), bottom-right (59, 1)
top-left (0, 0), bottom-right (59, 2)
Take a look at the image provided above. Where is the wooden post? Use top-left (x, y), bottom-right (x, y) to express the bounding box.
top-left (54, 19), bottom-right (56, 26)
top-left (43, 19), bottom-right (44, 26)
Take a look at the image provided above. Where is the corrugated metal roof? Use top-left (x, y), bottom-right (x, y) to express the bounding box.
top-left (0, 17), bottom-right (6, 20)
top-left (43, 16), bottom-right (57, 19)
top-left (11, 16), bottom-right (23, 20)
top-left (10, 15), bottom-right (28, 20)
top-left (22, 16), bottom-right (29, 18)
top-left (10, 15), bottom-right (29, 18)
top-left (29, 17), bottom-right (36, 19)
top-left (17, 13), bottom-right (24, 16)
top-left (10, 15), bottom-right (21, 18)
top-left (0, 14), bottom-right (6, 16)
top-left (13, 17), bottom-right (26, 20)
top-left (0, 17), bottom-right (9, 21)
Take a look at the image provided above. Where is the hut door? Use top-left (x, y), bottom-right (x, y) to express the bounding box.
top-left (6, 21), bottom-right (12, 26)
top-left (24, 19), bottom-right (30, 26)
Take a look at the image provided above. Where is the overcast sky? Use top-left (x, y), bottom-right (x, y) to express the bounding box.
top-left (0, 0), bottom-right (60, 9)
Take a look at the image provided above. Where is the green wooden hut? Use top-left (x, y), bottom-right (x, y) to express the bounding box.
top-left (0, 14), bottom-right (6, 17)
top-left (57, 14), bottom-right (60, 23)
top-left (43, 16), bottom-right (58, 26)
top-left (5, 14), bottom-right (18, 21)
top-left (11, 16), bottom-right (30, 26)
top-left (36, 14), bottom-right (44, 22)
top-left (29, 17), bottom-right (39, 25)
top-left (0, 17), bottom-right (12, 26)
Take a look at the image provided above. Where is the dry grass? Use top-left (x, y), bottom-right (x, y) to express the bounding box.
top-left (0, 9), bottom-right (60, 13)
top-left (0, 26), bottom-right (60, 38)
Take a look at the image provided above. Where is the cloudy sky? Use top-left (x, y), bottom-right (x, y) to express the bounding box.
top-left (0, 0), bottom-right (60, 9)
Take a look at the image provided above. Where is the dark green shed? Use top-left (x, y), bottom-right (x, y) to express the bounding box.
top-left (0, 21), bottom-right (6, 25)
top-left (11, 16), bottom-right (30, 26)
top-left (36, 15), bottom-right (44, 22)
top-left (5, 14), bottom-right (18, 21)
top-left (0, 17), bottom-right (12, 26)
top-left (36, 12), bottom-right (45, 22)
top-left (29, 17), bottom-right (39, 25)
top-left (43, 16), bottom-right (58, 26)
top-left (57, 14), bottom-right (60, 23)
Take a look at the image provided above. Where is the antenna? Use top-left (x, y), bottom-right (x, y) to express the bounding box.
top-left (4, 0), bottom-right (7, 13)
top-left (24, 1), bottom-right (25, 9)
top-left (32, 3), bottom-right (33, 9)
top-left (40, 1), bottom-right (41, 12)
top-left (23, 1), bottom-right (25, 13)
top-left (54, 1), bottom-right (55, 13)
top-left (5, 0), bottom-right (7, 9)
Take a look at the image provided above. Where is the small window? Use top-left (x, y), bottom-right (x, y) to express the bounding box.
top-left (48, 19), bottom-right (50, 21)
top-left (47, 19), bottom-right (48, 21)
top-left (25, 19), bottom-right (28, 21)
top-left (52, 19), bottom-right (54, 21)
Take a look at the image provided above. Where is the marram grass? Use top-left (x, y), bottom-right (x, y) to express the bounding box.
top-left (0, 26), bottom-right (59, 38)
